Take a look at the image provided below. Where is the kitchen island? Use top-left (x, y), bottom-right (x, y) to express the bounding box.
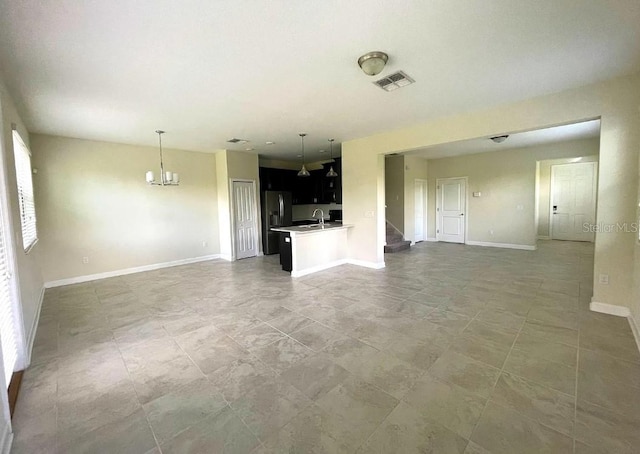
top-left (271, 223), bottom-right (353, 277)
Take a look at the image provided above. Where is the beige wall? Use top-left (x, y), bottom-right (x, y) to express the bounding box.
top-left (384, 155), bottom-right (404, 233)
top-left (215, 151), bottom-right (232, 260)
top-left (537, 153), bottom-right (599, 238)
top-left (30, 134), bottom-right (220, 282)
top-left (426, 139), bottom-right (601, 246)
top-left (342, 73), bottom-right (640, 314)
top-left (403, 155), bottom-right (429, 243)
top-left (343, 152), bottom-right (385, 267)
top-left (0, 78), bottom-right (44, 359)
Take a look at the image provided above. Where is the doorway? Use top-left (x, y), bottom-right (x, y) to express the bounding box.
top-left (550, 162), bottom-right (598, 241)
top-left (231, 180), bottom-right (259, 259)
top-left (414, 179), bottom-right (427, 242)
top-left (436, 177), bottom-right (467, 244)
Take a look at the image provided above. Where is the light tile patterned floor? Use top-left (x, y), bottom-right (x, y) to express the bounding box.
top-left (11, 240), bottom-right (640, 453)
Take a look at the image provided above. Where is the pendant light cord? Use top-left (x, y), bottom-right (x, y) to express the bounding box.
top-left (157, 130), bottom-right (166, 185)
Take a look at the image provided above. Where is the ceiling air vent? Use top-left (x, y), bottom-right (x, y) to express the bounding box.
top-left (227, 138), bottom-right (249, 144)
top-left (374, 71), bottom-right (415, 92)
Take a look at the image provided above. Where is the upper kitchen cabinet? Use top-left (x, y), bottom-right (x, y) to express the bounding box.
top-left (260, 167), bottom-right (292, 192)
top-left (321, 158), bottom-right (341, 204)
top-left (259, 162), bottom-right (341, 205)
top-left (292, 170), bottom-right (322, 204)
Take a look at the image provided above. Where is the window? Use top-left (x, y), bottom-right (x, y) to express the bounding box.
top-left (12, 130), bottom-right (37, 252)
top-left (0, 207), bottom-right (19, 386)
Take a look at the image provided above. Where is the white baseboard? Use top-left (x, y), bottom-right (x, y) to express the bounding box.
top-left (628, 314), bottom-right (640, 355)
top-left (346, 259), bottom-right (386, 270)
top-left (44, 254), bottom-right (222, 288)
top-left (291, 259), bottom-right (349, 278)
top-left (537, 235), bottom-right (551, 240)
top-left (26, 286), bottom-right (45, 366)
top-left (465, 240), bottom-right (537, 251)
top-left (589, 300), bottom-right (631, 317)
top-left (426, 237), bottom-right (438, 242)
top-left (219, 254), bottom-right (233, 262)
top-left (0, 422), bottom-right (12, 454)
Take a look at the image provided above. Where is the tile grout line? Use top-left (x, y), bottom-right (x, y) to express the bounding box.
top-left (573, 313), bottom-right (581, 454)
top-left (112, 323), bottom-right (165, 454)
top-left (127, 288), bottom-right (268, 449)
top-left (465, 302), bottom-right (529, 447)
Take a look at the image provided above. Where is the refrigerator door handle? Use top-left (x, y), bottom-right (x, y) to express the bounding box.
top-left (279, 194), bottom-right (284, 221)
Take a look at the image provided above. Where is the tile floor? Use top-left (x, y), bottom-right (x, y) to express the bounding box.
top-left (11, 240), bottom-right (640, 453)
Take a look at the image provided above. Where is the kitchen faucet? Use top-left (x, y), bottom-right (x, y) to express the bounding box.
top-left (312, 208), bottom-right (325, 226)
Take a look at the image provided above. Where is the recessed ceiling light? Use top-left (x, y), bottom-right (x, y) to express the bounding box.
top-left (227, 138), bottom-right (249, 144)
top-left (245, 147), bottom-right (254, 151)
top-left (319, 149), bottom-right (326, 153)
top-left (297, 154), bottom-right (302, 158)
top-left (265, 141), bottom-right (275, 145)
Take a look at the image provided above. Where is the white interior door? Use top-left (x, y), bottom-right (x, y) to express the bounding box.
top-left (232, 181), bottom-right (258, 259)
top-left (414, 179), bottom-right (427, 242)
top-left (550, 162), bottom-right (597, 241)
top-left (437, 178), bottom-right (466, 244)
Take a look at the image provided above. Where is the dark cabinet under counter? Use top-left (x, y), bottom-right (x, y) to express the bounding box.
top-left (279, 232), bottom-right (292, 272)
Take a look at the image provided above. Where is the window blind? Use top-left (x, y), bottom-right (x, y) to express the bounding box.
top-left (0, 208), bottom-right (18, 386)
top-left (12, 130), bottom-right (37, 252)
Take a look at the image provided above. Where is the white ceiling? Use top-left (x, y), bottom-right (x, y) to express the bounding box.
top-left (0, 1), bottom-right (638, 160)
top-left (406, 119), bottom-right (601, 160)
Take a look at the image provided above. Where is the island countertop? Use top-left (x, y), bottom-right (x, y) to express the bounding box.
top-left (270, 223), bottom-right (353, 234)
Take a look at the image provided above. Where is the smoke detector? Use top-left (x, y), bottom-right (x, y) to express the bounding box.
top-left (374, 71), bottom-right (415, 92)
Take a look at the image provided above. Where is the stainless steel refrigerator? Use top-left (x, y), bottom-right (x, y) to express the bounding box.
top-left (262, 191), bottom-right (292, 255)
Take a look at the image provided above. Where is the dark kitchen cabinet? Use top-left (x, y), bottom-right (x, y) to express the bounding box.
top-left (321, 158), bottom-right (341, 204)
top-left (260, 167), bottom-right (290, 192)
top-left (292, 170), bottom-right (322, 204)
top-left (279, 232), bottom-right (292, 272)
top-left (259, 163), bottom-right (341, 205)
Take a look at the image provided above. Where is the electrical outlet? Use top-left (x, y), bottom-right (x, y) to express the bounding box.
top-left (82, 256), bottom-right (89, 264)
top-left (202, 241), bottom-right (207, 248)
top-left (364, 210), bottom-right (374, 218)
top-left (599, 274), bottom-right (609, 285)
top-left (489, 229), bottom-right (494, 235)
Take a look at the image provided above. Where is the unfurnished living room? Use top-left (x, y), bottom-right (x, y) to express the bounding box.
top-left (0, 1), bottom-right (639, 453)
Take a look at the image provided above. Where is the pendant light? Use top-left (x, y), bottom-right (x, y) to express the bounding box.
top-left (326, 138), bottom-right (338, 177)
top-left (297, 133), bottom-right (310, 177)
top-left (146, 130), bottom-right (179, 186)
